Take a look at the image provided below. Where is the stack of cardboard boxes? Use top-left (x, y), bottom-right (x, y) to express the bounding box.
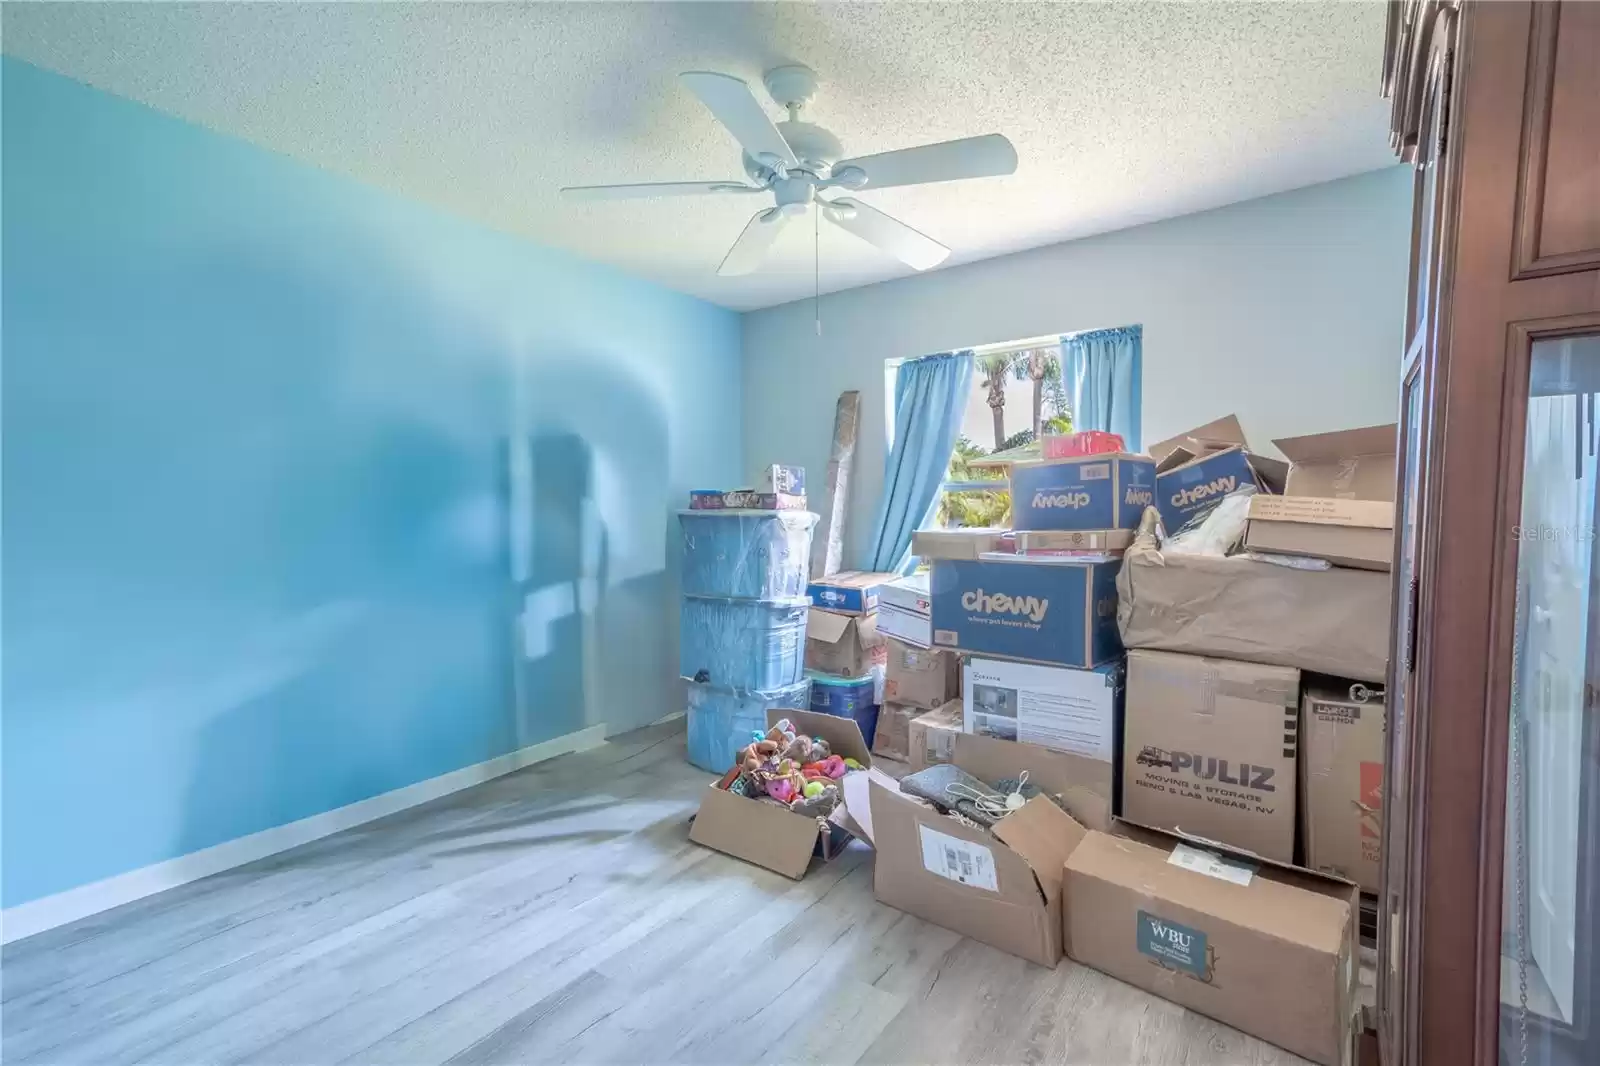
top-left (1122, 421), bottom-right (1394, 888)
top-left (879, 417), bottom-right (1392, 1062)
top-left (803, 570), bottom-right (893, 745)
top-left (911, 448), bottom-right (1146, 818)
top-left (681, 419), bottom-right (1397, 1065)
top-left (869, 571), bottom-right (963, 763)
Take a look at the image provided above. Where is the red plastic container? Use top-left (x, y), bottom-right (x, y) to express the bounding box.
top-left (1042, 430), bottom-right (1126, 459)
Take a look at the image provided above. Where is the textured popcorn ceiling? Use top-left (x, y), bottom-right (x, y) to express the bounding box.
top-left (3, 1), bottom-right (1395, 311)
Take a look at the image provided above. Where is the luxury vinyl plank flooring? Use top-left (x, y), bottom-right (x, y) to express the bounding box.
top-left (2, 720), bottom-right (1311, 1066)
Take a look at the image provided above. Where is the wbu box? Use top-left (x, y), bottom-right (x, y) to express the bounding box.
top-left (929, 557), bottom-right (1122, 668)
top-left (1009, 454), bottom-right (1157, 532)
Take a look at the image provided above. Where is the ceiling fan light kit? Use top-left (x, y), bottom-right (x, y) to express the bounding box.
top-left (560, 63), bottom-right (1017, 278)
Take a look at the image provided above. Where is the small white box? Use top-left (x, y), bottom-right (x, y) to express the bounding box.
top-left (879, 573), bottom-right (933, 615)
top-left (962, 656), bottom-right (1122, 761)
top-left (876, 603), bottom-right (932, 648)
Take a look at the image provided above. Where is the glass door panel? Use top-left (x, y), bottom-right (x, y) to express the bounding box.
top-left (1501, 334), bottom-right (1600, 1066)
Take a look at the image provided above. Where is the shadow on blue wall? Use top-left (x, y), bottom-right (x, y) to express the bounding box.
top-left (2, 58), bottom-right (723, 909)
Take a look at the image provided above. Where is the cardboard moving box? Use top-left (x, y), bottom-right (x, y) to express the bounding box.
top-left (1064, 822), bottom-right (1358, 1066)
top-left (1302, 683), bottom-right (1387, 893)
top-left (689, 709), bottom-right (873, 879)
top-left (872, 702), bottom-right (917, 760)
top-left (1123, 650), bottom-right (1301, 863)
top-left (1275, 424), bottom-right (1397, 501)
top-left (885, 639), bottom-right (960, 710)
top-left (867, 735), bottom-right (1100, 967)
top-left (1245, 496), bottom-right (1395, 570)
top-left (807, 571), bottom-right (897, 615)
top-left (805, 608), bottom-right (885, 678)
top-left (1118, 522), bottom-right (1391, 682)
top-left (908, 701), bottom-right (963, 771)
top-left (911, 528), bottom-right (1009, 561)
top-left (1244, 424), bottom-right (1398, 570)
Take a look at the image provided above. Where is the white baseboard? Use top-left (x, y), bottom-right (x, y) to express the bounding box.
top-left (1, 723), bottom-right (608, 945)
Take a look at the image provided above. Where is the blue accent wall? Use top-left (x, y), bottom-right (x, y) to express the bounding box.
top-left (1, 59), bottom-right (742, 908)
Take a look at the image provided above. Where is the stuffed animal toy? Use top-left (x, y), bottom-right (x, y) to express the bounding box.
top-left (800, 755), bottom-right (847, 781)
top-left (791, 782), bottom-right (840, 818)
top-left (734, 737), bottom-right (782, 773)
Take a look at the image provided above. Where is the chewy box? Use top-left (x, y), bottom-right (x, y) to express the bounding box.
top-left (1155, 446), bottom-right (1269, 533)
top-left (689, 708), bottom-right (872, 879)
top-left (929, 557), bottom-right (1121, 668)
top-left (1009, 454), bottom-right (1157, 532)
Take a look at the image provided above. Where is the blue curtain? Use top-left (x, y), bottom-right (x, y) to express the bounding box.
top-left (1063, 325), bottom-right (1142, 450)
top-left (866, 351), bottom-right (975, 573)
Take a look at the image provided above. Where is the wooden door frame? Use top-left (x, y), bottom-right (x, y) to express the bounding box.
top-left (1400, 3), bottom-right (1600, 1064)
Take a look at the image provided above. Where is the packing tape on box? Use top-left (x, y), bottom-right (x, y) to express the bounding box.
top-left (1335, 458), bottom-right (1358, 495)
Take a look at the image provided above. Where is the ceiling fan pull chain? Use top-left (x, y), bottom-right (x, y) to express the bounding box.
top-left (814, 205), bottom-right (822, 336)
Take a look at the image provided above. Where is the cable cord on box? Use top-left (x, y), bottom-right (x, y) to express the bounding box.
top-left (945, 770), bottom-right (1030, 820)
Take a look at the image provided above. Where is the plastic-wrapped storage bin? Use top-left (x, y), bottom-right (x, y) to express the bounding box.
top-left (685, 679), bottom-right (813, 773)
top-left (680, 595), bottom-right (809, 691)
top-left (678, 510), bottom-right (818, 600)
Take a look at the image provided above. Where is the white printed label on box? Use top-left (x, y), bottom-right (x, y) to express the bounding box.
top-left (918, 825), bottom-right (999, 892)
top-left (1167, 843), bottom-right (1256, 887)
top-left (964, 657), bottom-right (1116, 760)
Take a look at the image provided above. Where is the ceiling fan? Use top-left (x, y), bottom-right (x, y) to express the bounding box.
top-left (561, 65), bottom-right (1018, 276)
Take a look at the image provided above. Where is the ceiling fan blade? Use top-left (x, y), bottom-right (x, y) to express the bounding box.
top-left (824, 198), bottom-right (949, 271)
top-left (560, 181), bottom-right (761, 201)
top-left (834, 133), bottom-right (1017, 191)
top-left (680, 72), bottom-right (798, 168)
top-left (719, 208), bottom-right (791, 276)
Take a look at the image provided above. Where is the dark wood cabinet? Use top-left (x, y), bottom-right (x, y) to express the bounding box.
top-left (1380, 3), bottom-right (1600, 1065)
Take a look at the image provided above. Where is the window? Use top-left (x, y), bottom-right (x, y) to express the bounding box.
top-left (934, 341), bottom-right (1072, 529)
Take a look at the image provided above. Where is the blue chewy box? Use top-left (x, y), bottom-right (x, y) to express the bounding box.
top-left (1155, 446), bottom-right (1270, 533)
top-left (929, 557), bottom-right (1121, 668)
top-left (1009, 454), bottom-right (1156, 531)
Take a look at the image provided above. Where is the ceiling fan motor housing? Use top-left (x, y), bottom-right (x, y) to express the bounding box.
top-left (743, 119), bottom-right (843, 184)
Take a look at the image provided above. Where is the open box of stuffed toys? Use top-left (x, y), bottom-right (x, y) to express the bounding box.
top-left (687, 709), bottom-right (874, 879)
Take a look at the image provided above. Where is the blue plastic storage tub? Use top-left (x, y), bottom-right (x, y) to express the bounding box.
top-left (684, 678), bottom-right (813, 774)
top-left (678, 510), bottom-right (818, 600)
top-left (679, 595), bottom-right (809, 691)
top-left (808, 672), bottom-right (880, 748)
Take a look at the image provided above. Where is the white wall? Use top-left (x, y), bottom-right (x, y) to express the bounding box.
top-left (741, 167), bottom-right (1413, 567)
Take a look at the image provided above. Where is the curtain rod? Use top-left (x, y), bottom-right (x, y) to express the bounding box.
top-left (968, 335), bottom-right (1063, 358)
